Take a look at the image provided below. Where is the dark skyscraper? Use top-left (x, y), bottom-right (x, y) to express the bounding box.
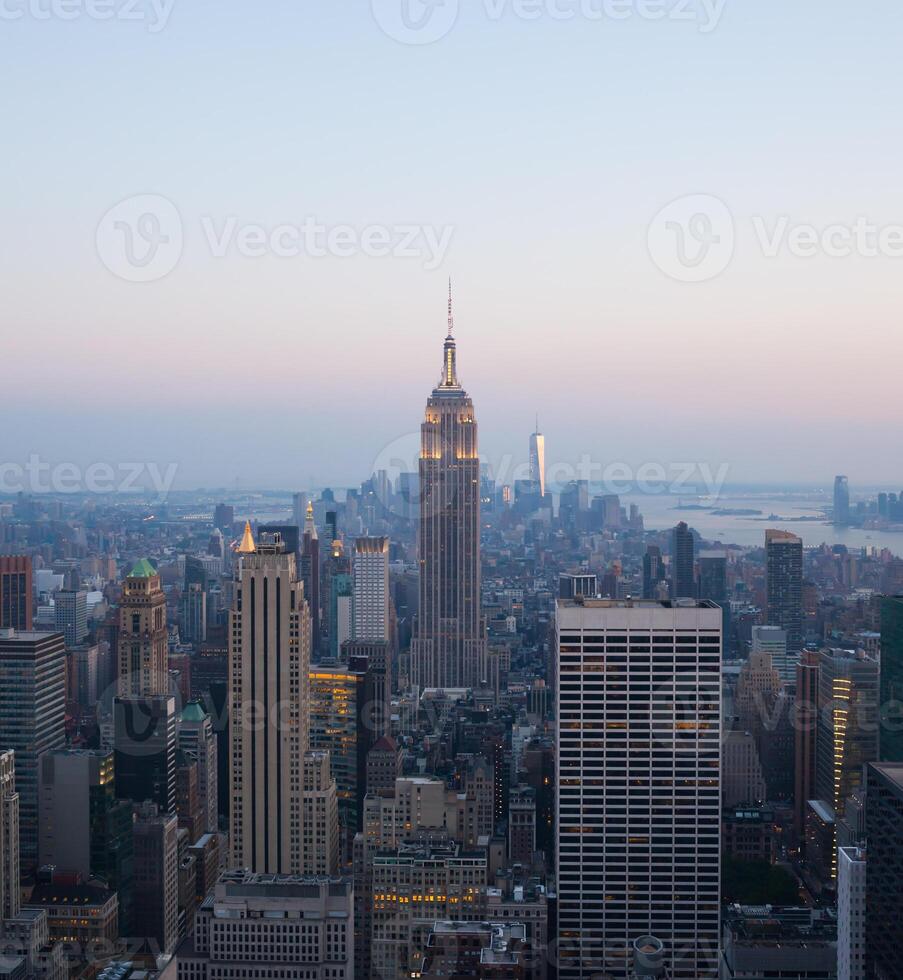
top-left (0, 629), bottom-right (66, 870)
top-left (671, 521), bottom-right (696, 599)
top-left (865, 761), bottom-right (903, 979)
top-left (0, 557), bottom-right (32, 631)
top-left (113, 694), bottom-right (177, 813)
top-left (766, 529), bottom-right (804, 652)
top-left (411, 286), bottom-right (487, 691)
top-left (879, 595), bottom-right (903, 761)
top-left (834, 475), bottom-right (850, 525)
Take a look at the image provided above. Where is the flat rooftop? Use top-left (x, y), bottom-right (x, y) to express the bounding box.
top-left (558, 597), bottom-right (720, 610)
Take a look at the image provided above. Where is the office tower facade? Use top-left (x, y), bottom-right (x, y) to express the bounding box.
top-left (879, 595), bottom-right (903, 761)
top-left (229, 527), bottom-right (311, 873)
top-left (837, 845), bottom-right (866, 980)
top-left (174, 871), bottom-right (353, 980)
top-left (556, 598), bottom-right (722, 979)
top-left (697, 550), bottom-right (726, 602)
top-left (0, 629), bottom-right (66, 871)
top-left (671, 522), bottom-right (695, 599)
top-left (309, 657), bottom-right (376, 845)
top-left (54, 589), bottom-right (87, 648)
top-left (117, 559), bottom-right (168, 697)
top-left (642, 546), bottom-right (665, 600)
top-left (751, 624), bottom-right (790, 684)
top-left (301, 750), bottom-right (339, 876)
top-left (0, 751), bottom-right (19, 920)
top-left (765, 529), bottom-right (804, 653)
top-left (352, 536), bottom-right (390, 642)
top-left (370, 838), bottom-right (487, 980)
top-left (178, 701), bottom-right (218, 835)
top-left (865, 762), bottom-right (903, 979)
top-left (132, 802), bottom-right (179, 956)
top-left (834, 475), bottom-right (851, 525)
top-left (0, 557), bottom-right (32, 631)
top-left (794, 650), bottom-right (820, 842)
top-left (179, 584), bottom-right (207, 645)
top-left (411, 288), bottom-right (487, 691)
top-left (300, 503), bottom-right (321, 656)
top-left (814, 649), bottom-right (879, 872)
top-left (330, 572), bottom-right (353, 658)
top-left (529, 421), bottom-right (546, 498)
top-left (114, 694), bottom-right (177, 812)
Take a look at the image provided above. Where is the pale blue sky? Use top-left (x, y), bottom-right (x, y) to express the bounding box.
top-left (3, 0), bottom-right (902, 490)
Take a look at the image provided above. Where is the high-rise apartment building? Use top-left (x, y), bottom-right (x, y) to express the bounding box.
top-left (117, 560), bottom-right (168, 697)
top-left (0, 750), bottom-right (19, 920)
top-left (529, 420), bottom-right (546, 498)
top-left (0, 557), bottom-right (32, 631)
top-left (671, 522), bottom-right (695, 599)
top-left (765, 529), bottom-right (804, 653)
top-left (556, 597), bottom-right (722, 979)
top-left (174, 871), bottom-right (353, 980)
top-left (411, 287), bottom-right (487, 691)
top-left (54, 589), bottom-right (87, 648)
top-left (229, 526), bottom-right (311, 873)
top-left (0, 629), bottom-right (66, 871)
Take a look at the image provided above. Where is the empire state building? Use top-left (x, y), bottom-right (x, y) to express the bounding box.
top-left (411, 286), bottom-right (487, 691)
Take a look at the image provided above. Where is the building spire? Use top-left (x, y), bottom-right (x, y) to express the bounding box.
top-left (440, 280), bottom-right (459, 388)
top-left (236, 520), bottom-right (256, 554)
top-left (447, 277), bottom-right (454, 337)
top-left (304, 500), bottom-right (318, 540)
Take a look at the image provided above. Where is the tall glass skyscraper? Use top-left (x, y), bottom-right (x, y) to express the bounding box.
top-left (411, 287), bottom-right (487, 691)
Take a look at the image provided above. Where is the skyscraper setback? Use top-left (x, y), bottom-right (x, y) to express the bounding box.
top-left (411, 287), bottom-right (487, 691)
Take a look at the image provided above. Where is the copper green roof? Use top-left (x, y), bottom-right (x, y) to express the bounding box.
top-left (128, 558), bottom-right (157, 578)
top-left (181, 700), bottom-right (208, 722)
